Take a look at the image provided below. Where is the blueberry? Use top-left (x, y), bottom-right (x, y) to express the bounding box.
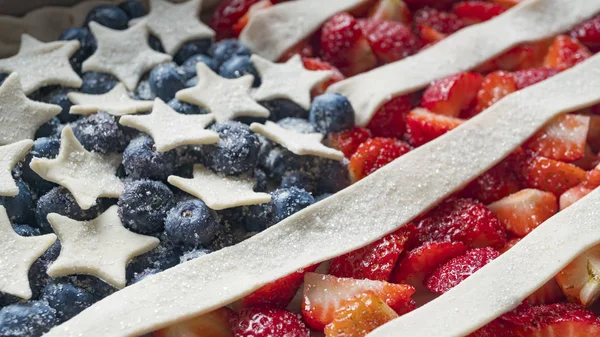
top-left (41, 282), bottom-right (95, 323)
top-left (260, 99), bottom-right (308, 121)
top-left (174, 39), bottom-right (213, 65)
top-left (20, 137), bottom-right (60, 194)
top-left (80, 72), bottom-right (118, 94)
top-left (119, 0), bottom-right (147, 19)
top-left (179, 248), bottom-right (211, 263)
top-left (34, 117), bottom-right (62, 139)
top-left (185, 76), bottom-right (198, 87)
top-left (315, 158), bottom-right (350, 194)
top-left (12, 224), bottom-right (41, 237)
top-left (315, 193), bottom-right (332, 202)
top-left (0, 73), bottom-right (7, 86)
top-left (277, 117), bottom-right (315, 133)
top-left (0, 301), bottom-right (57, 336)
top-left (180, 55), bottom-right (218, 80)
top-left (208, 39), bottom-right (251, 67)
top-left (218, 55), bottom-right (261, 87)
top-left (58, 28), bottom-right (97, 74)
top-left (35, 187), bottom-right (104, 233)
top-left (201, 121), bottom-right (260, 176)
top-left (56, 275), bottom-right (116, 300)
top-left (148, 63), bottom-right (186, 102)
top-left (135, 78), bottom-right (156, 100)
top-left (128, 268), bottom-right (159, 284)
top-left (123, 136), bottom-right (177, 180)
top-left (254, 168), bottom-right (268, 192)
top-left (260, 147), bottom-right (306, 180)
top-left (44, 88), bottom-right (78, 123)
top-left (72, 112), bottom-right (129, 153)
top-left (241, 203), bottom-right (272, 232)
top-left (126, 238), bottom-right (182, 280)
top-left (84, 5), bottom-right (129, 30)
top-left (281, 171), bottom-right (315, 193)
top-left (309, 93), bottom-right (355, 134)
top-left (164, 199), bottom-right (219, 249)
top-left (0, 180), bottom-right (33, 223)
top-left (117, 180), bottom-right (174, 234)
top-left (270, 187), bottom-right (314, 224)
top-left (41, 240), bottom-right (61, 264)
top-left (148, 35), bottom-right (166, 53)
top-left (167, 98), bottom-right (207, 115)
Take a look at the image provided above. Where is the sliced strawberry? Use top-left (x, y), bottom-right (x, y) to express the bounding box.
top-left (230, 308), bottom-right (309, 337)
top-left (452, 1), bottom-right (507, 23)
top-left (570, 15), bottom-right (600, 52)
top-left (421, 72), bottom-right (483, 117)
top-left (525, 279), bottom-right (565, 305)
top-left (513, 67), bottom-right (559, 90)
top-left (414, 8), bottom-right (468, 35)
top-left (210, 0), bottom-right (261, 40)
top-left (358, 19), bottom-right (420, 64)
top-left (368, 0), bottom-right (412, 24)
top-left (587, 115), bottom-right (600, 152)
top-left (487, 189), bottom-right (557, 237)
top-left (469, 318), bottom-right (517, 337)
top-left (405, 108), bottom-right (464, 146)
top-left (515, 153), bottom-right (587, 196)
top-left (418, 25), bottom-right (447, 44)
top-left (279, 40), bottom-right (314, 62)
top-left (320, 13), bottom-right (377, 76)
top-left (475, 71), bottom-right (517, 113)
top-left (153, 308), bottom-right (233, 337)
top-left (511, 303), bottom-right (600, 336)
top-left (524, 114), bottom-right (590, 162)
top-left (302, 273), bottom-right (415, 331)
top-left (404, 0), bottom-right (462, 10)
top-left (499, 237), bottom-right (521, 254)
top-left (324, 291), bottom-right (398, 337)
top-left (390, 240), bottom-right (468, 287)
top-left (329, 126), bottom-right (372, 158)
top-left (559, 184), bottom-right (593, 210)
top-left (329, 229), bottom-right (410, 281)
top-left (424, 247), bottom-right (499, 294)
top-left (238, 264), bottom-right (319, 309)
top-left (367, 94), bottom-right (415, 138)
top-left (302, 57), bottom-right (345, 95)
top-left (413, 198), bottom-right (507, 249)
top-left (349, 137), bottom-right (411, 181)
top-left (555, 245), bottom-right (600, 308)
top-left (544, 35), bottom-right (593, 71)
top-left (232, 0), bottom-right (273, 37)
top-left (491, 0), bottom-right (524, 7)
top-left (585, 163), bottom-right (600, 188)
top-left (462, 160), bottom-right (521, 204)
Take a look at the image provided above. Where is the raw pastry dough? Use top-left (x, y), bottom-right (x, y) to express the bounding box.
top-left (44, 42), bottom-right (600, 337)
top-left (0, 140), bottom-right (34, 197)
top-left (69, 83), bottom-right (154, 116)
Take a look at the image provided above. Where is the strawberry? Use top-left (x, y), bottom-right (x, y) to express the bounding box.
top-left (324, 291), bottom-right (398, 337)
top-left (329, 126), bottom-right (372, 158)
top-left (525, 279), bottom-right (565, 305)
top-left (358, 19), bottom-right (420, 64)
top-left (559, 184), bottom-right (594, 210)
top-left (153, 308), bottom-right (233, 337)
top-left (238, 264), bottom-right (319, 309)
top-left (499, 237), bottom-right (521, 254)
top-left (279, 40), bottom-right (314, 62)
top-left (524, 114), bottom-right (590, 162)
top-left (511, 303), bottom-right (600, 336)
top-left (413, 198), bottom-right (507, 249)
top-left (555, 244), bottom-right (600, 307)
top-left (452, 1), bottom-right (507, 23)
top-left (515, 153), bottom-right (587, 196)
top-left (487, 189), bottom-right (557, 237)
top-left (469, 318), bottom-right (517, 337)
top-left (571, 144), bottom-right (599, 170)
top-left (302, 57), bottom-right (345, 95)
top-left (329, 229), bottom-right (410, 281)
top-left (476, 42), bottom-right (551, 73)
top-left (368, 0), bottom-right (412, 24)
top-left (585, 163), bottom-right (600, 188)
top-left (210, 0), bottom-right (261, 40)
top-left (320, 13), bottom-right (377, 76)
top-left (230, 308), bottom-right (309, 337)
top-left (232, 0), bottom-right (273, 37)
top-left (491, 0), bottom-right (524, 7)
top-left (405, 108), bottom-right (464, 146)
top-left (513, 67), bottom-right (559, 90)
top-left (424, 247), bottom-right (500, 294)
top-left (349, 137), bottom-right (411, 181)
top-left (570, 15), bottom-right (600, 52)
top-left (301, 273), bottom-right (415, 331)
top-left (414, 8), bottom-right (468, 36)
top-left (475, 71), bottom-right (517, 113)
top-left (390, 240), bottom-right (468, 287)
top-left (544, 35), bottom-right (593, 71)
top-left (587, 115), bottom-right (600, 152)
top-left (367, 94), bottom-right (415, 138)
top-left (418, 25), bottom-right (447, 44)
top-left (421, 72), bottom-right (483, 117)
top-left (462, 160), bottom-right (521, 204)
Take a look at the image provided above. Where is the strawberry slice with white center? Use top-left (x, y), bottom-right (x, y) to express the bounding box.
top-left (368, 0), bottom-right (412, 24)
top-left (230, 308), bottom-right (310, 337)
top-left (510, 303), bottom-right (600, 336)
top-left (421, 72), bottom-right (483, 117)
top-left (405, 108), bottom-right (465, 147)
top-left (524, 114), bottom-right (590, 162)
top-left (301, 273), bottom-right (415, 331)
top-left (559, 184), bottom-right (594, 210)
top-left (555, 244), bottom-right (600, 307)
top-left (153, 308), bottom-right (233, 337)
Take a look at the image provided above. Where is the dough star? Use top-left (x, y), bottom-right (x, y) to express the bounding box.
top-left (251, 121), bottom-right (344, 160)
top-left (0, 73), bottom-right (61, 145)
top-left (0, 206), bottom-right (56, 299)
top-left (83, 22), bottom-right (172, 91)
top-left (251, 54), bottom-right (332, 109)
top-left (68, 83), bottom-right (154, 116)
top-left (0, 140), bottom-right (33, 196)
top-left (144, 0), bottom-right (215, 55)
top-left (29, 126), bottom-right (124, 210)
top-left (46, 206), bottom-right (159, 289)
top-left (120, 98), bottom-right (219, 152)
top-left (168, 164), bottom-right (272, 210)
top-left (0, 34), bottom-right (82, 94)
top-left (176, 62), bottom-right (270, 122)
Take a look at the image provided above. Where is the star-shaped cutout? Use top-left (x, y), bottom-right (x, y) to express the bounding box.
top-left (29, 126), bottom-right (124, 210)
top-left (176, 62), bottom-right (270, 122)
top-left (0, 140), bottom-right (33, 197)
top-left (0, 73), bottom-right (61, 145)
top-left (144, 0), bottom-right (215, 55)
top-left (168, 164), bottom-right (271, 210)
top-left (0, 206), bottom-right (56, 299)
top-left (83, 22), bottom-right (172, 91)
top-left (0, 34), bottom-right (82, 94)
top-left (68, 83), bottom-right (154, 116)
top-left (251, 54), bottom-right (332, 109)
top-left (46, 205), bottom-right (159, 289)
top-left (120, 98), bottom-right (219, 152)
top-left (251, 121), bottom-right (344, 160)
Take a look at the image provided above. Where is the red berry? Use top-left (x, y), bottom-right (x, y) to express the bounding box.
top-left (544, 35), bottom-right (592, 71)
top-left (414, 8), bottom-right (468, 35)
top-left (349, 138), bottom-right (411, 181)
top-left (475, 71), bottom-right (517, 113)
top-left (524, 114), bottom-right (590, 162)
top-left (329, 126), bottom-right (372, 158)
top-left (509, 303), bottom-right (600, 336)
top-left (512, 67), bottom-right (559, 90)
top-left (302, 57), bottom-right (345, 95)
top-left (231, 308), bottom-right (310, 337)
top-left (210, 0), bottom-right (261, 40)
top-left (367, 94), bottom-right (415, 138)
top-left (452, 1), bottom-right (507, 23)
top-left (368, 0), bottom-right (412, 25)
top-left (462, 159), bottom-right (521, 204)
top-left (231, 0), bottom-right (273, 37)
top-left (515, 152), bottom-right (587, 196)
top-left (405, 108), bottom-right (464, 147)
top-left (421, 72), bottom-right (483, 117)
top-left (403, 0), bottom-right (462, 10)
top-left (358, 19), bottom-right (420, 63)
top-left (570, 15), bottom-right (600, 52)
